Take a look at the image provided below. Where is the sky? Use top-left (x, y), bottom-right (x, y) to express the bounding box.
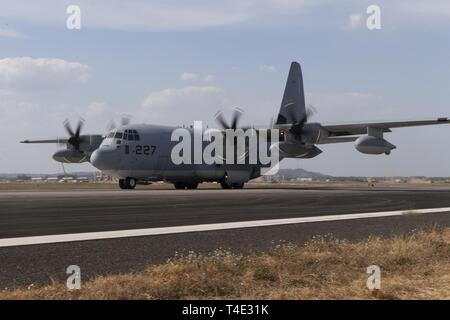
top-left (0, 0), bottom-right (450, 176)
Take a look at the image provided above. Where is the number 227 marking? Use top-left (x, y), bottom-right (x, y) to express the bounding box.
top-left (135, 145), bottom-right (156, 155)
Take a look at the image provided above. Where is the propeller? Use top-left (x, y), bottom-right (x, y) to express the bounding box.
top-left (106, 113), bottom-right (133, 131)
top-left (63, 118), bottom-right (85, 151)
top-left (288, 104), bottom-right (316, 138)
top-left (214, 107), bottom-right (253, 162)
top-left (214, 107), bottom-right (244, 130)
top-left (269, 116), bottom-right (275, 129)
top-left (120, 113), bottom-right (132, 126)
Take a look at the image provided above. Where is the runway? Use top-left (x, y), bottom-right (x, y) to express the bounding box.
top-left (2, 187), bottom-right (450, 238)
top-left (0, 187), bottom-right (450, 288)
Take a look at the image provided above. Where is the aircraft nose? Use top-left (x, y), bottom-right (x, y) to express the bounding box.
top-left (90, 149), bottom-right (108, 170)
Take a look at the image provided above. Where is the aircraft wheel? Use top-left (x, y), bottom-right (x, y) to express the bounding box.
top-left (232, 182), bottom-right (245, 189)
top-left (119, 179), bottom-right (127, 189)
top-left (125, 177), bottom-right (137, 190)
top-left (174, 182), bottom-right (186, 190)
top-left (186, 182), bottom-right (198, 190)
top-left (220, 181), bottom-right (233, 189)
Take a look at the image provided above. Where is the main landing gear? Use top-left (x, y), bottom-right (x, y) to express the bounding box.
top-left (173, 182), bottom-right (199, 190)
top-left (119, 177), bottom-right (137, 190)
top-left (220, 181), bottom-right (245, 189)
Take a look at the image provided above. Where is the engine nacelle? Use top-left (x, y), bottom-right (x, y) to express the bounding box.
top-left (354, 136), bottom-right (396, 155)
top-left (52, 149), bottom-right (89, 163)
top-left (270, 142), bottom-right (322, 159)
top-left (299, 123), bottom-right (325, 144)
top-left (286, 123), bottom-right (325, 145)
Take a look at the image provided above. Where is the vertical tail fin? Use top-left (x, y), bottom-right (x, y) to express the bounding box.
top-left (275, 62), bottom-right (306, 125)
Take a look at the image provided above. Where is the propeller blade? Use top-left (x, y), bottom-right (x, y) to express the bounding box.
top-left (63, 120), bottom-right (75, 137)
top-left (214, 111), bottom-right (230, 130)
top-left (231, 107), bottom-right (244, 129)
top-left (305, 104), bottom-right (317, 120)
top-left (120, 113), bottom-right (132, 126)
top-left (106, 120), bottom-right (117, 132)
top-left (74, 118), bottom-right (85, 138)
top-left (63, 118), bottom-right (85, 150)
top-left (269, 116), bottom-right (274, 129)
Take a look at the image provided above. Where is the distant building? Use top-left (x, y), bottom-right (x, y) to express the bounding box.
top-left (408, 178), bottom-right (432, 184)
top-left (59, 177), bottom-right (75, 183)
top-left (94, 171), bottom-right (114, 182)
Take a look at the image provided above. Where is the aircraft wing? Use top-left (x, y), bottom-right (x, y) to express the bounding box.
top-left (21, 134), bottom-right (104, 157)
top-left (322, 117), bottom-right (450, 137)
top-left (21, 138), bottom-right (68, 144)
top-left (21, 134), bottom-right (104, 144)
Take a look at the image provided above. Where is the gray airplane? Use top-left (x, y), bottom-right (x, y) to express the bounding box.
top-left (21, 61), bottom-right (450, 190)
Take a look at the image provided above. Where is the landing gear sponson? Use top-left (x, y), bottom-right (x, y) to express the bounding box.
top-left (173, 182), bottom-right (199, 190)
top-left (172, 181), bottom-right (244, 190)
top-left (118, 178), bottom-right (245, 190)
top-left (220, 181), bottom-right (244, 189)
top-left (173, 181), bottom-right (244, 190)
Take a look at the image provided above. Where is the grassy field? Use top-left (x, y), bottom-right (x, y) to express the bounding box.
top-left (1, 228), bottom-right (449, 300)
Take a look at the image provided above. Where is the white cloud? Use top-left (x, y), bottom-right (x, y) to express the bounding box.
top-left (0, 99), bottom-right (113, 134)
top-left (204, 74), bottom-right (215, 82)
top-left (0, 0), bottom-right (317, 32)
top-left (0, 57), bottom-right (90, 91)
top-left (0, 95), bottom-right (117, 172)
top-left (0, 27), bottom-right (25, 38)
top-left (259, 64), bottom-right (277, 72)
top-left (347, 13), bottom-right (363, 29)
top-left (180, 72), bottom-right (198, 81)
top-left (0, 0), bottom-right (450, 32)
top-left (138, 86), bottom-right (227, 125)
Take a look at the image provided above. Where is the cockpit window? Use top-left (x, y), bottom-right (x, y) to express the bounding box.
top-left (123, 129), bottom-right (140, 141)
top-left (115, 132), bottom-right (123, 139)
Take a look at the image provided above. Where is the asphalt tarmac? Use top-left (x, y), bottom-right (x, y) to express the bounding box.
top-left (0, 187), bottom-right (449, 288)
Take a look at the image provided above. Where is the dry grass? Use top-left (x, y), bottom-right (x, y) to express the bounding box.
top-left (1, 228), bottom-right (449, 300)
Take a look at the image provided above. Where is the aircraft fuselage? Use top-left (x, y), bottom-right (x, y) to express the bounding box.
top-left (90, 123), bottom-right (263, 187)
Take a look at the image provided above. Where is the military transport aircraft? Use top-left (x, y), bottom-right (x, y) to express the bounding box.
top-left (21, 61), bottom-right (450, 190)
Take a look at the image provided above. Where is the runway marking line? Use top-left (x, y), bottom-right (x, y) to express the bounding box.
top-left (1, 207), bottom-right (449, 247)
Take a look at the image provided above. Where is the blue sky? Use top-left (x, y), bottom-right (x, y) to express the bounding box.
top-left (1, 0), bottom-right (450, 176)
